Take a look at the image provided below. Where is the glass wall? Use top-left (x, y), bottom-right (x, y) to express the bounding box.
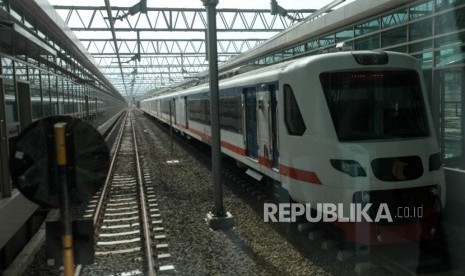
top-left (0, 1), bottom-right (125, 199)
top-left (28, 66), bottom-right (43, 120)
top-left (2, 58), bottom-right (18, 138)
top-left (43, 73), bottom-right (52, 117)
top-left (439, 68), bottom-right (465, 166)
top-left (0, 54), bottom-right (125, 195)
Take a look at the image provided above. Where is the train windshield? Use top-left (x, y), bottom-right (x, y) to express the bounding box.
top-left (320, 70), bottom-right (430, 141)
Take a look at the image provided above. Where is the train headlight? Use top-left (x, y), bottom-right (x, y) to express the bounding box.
top-left (429, 153), bottom-right (442, 171)
top-left (330, 159), bottom-right (367, 177)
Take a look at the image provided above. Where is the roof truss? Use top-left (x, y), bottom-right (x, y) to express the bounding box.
top-left (52, 5), bottom-right (316, 98)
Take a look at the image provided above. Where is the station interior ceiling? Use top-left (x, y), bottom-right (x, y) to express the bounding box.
top-left (47, 0), bottom-right (324, 100)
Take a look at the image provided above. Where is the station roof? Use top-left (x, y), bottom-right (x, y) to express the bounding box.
top-left (9, 0), bottom-right (392, 99)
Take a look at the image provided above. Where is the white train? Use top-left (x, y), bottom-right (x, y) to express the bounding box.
top-left (140, 51), bottom-right (445, 244)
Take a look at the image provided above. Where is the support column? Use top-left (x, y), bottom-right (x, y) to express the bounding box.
top-left (202, 0), bottom-right (234, 230)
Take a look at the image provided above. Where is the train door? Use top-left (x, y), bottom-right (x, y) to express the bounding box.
top-left (171, 98), bottom-right (177, 125)
top-left (16, 80), bottom-right (32, 132)
top-left (184, 96), bottom-right (189, 129)
top-left (257, 84), bottom-right (279, 169)
top-left (270, 85), bottom-right (278, 169)
top-left (0, 78), bottom-right (10, 198)
top-left (156, 100), bottom-right (160, 116)
top-left (244, 87), bottom-right (258, 159)
top-left (176, 97), bottom-right (185, 128)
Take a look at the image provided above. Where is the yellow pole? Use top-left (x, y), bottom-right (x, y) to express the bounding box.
top-left (55, 123), bottom-right (67, 166)
top-left (62, 235), bottom-right (74, 276)
top-left (54, 122), bottom-right (74, 276)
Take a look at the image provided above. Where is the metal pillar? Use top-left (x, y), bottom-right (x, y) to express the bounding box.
top-left (202, 0), bottom-right (233, 230)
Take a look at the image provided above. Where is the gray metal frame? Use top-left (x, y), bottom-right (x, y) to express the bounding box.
top-left (50, 4), bottom-right (316, 98)
top-left (0, 77), bottom-right (10, 198)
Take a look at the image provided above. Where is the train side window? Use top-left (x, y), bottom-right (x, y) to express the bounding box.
top-left (283, 84), bottom-right (306, 136)
top-left (203, 98), bottom-right (210, 124)
top-left (219, 89), bottom-right (242, 133)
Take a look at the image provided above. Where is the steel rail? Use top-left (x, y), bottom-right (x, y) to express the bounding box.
top-left (130, 111), bottom-right (156, 276)
top-left (92, 111), bottom-right (128, 226)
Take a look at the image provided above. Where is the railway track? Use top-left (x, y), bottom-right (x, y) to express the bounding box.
top-left (79, 110), bottom-right (174, 275)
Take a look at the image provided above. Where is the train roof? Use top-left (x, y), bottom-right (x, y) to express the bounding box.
top-left (141, 51), bottom-right (418, 102)
top-left (141, 58), bottom-right (294, 102)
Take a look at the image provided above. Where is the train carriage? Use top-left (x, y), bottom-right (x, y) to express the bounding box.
top-left (140, 51), bottom-right (445, 244)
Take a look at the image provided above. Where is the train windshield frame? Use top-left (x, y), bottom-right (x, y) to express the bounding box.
top-left (320, 70), bottom-right (430, 141)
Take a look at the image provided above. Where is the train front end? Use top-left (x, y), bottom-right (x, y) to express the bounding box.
top-left (281, 51), bottom-right (445, 244)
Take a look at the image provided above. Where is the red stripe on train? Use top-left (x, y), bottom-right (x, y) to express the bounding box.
top-left (187, 128), bottom-right (247, 155)
top-left (279, 164), bottom-right (322, 185)
top-left (259, 156), bottom-right (273, 168)
top-left (168, 122), bottom-right (321, 185)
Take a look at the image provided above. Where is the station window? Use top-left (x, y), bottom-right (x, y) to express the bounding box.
top-left (319, 35), bottom-right (335, 48)
top-left (29, 67), bottom-right (43, 119)
top-left (355, 19), bottom-right (379, 37)
top-left (436, 0), bottom-right (465, 10)
top-left (381, 10), bottom-right (408, 28)
top-left (409, 18), bottom-right (433, 41)
top-left (283, 48), bottom-right (294, 60)
top-left (410, 1), bottom-right (433, 20)
top-left (435, 7), bottom-right (465, 35)
top-left (15, 61), bottom-right (27, 81)
top-left (43, 74), bottom-right (53, 117)
top-left (293, 45), bottom-right (305, 55)
top-left (381, 26), bottom-right (407, 48)
top-left (355, 34), bottom-right (380, 50)
top-left (336, 28), bottom-right (354, 43)
top-left (283, 84), bottom-right (306, 136)
top-left (306, 40), bottom-right (319, 51)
